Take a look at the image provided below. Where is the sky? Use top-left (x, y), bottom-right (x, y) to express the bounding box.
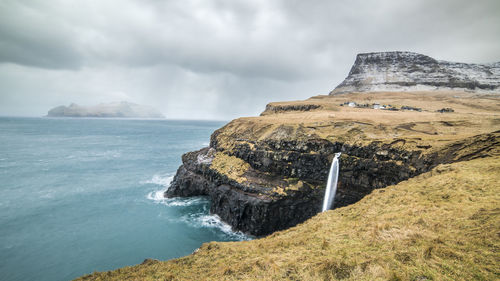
top-left (0, 0), bottom-right (499, 120)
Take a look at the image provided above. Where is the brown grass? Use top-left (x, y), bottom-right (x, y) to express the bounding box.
top-left (210, 152), bottom-right (250, 183)
top-left (214, 91), bottom-right (500, 154)
top-left (76, 156), bottom-right (500, 281)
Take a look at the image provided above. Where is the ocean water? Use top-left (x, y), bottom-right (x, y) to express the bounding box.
top-left (0, 117), bottom-right (248, 281)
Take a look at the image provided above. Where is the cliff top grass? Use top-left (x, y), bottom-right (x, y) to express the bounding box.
top-left (77, 155), bottom-right (500, 281)
top-left (210, 152), bottom-right (250, 184)
top-left (214, 91), bottom-right (500, 153)
top-left (210, 151), bottom-right (312, 197)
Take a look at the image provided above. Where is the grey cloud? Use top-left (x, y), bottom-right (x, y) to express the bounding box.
top-left (0, 0), bottom-right (344, 79)
top-left (0, 1), bottom-right (83, 69)
top-left (0, 0), bottom-right (499, 119)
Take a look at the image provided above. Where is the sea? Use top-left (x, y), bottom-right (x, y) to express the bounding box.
top-left (0, 117), bottom-right (249, 281)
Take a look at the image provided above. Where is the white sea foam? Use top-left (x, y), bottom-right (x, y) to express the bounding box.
top-left (144, 174), bottom-right (174, 187)
top-left (144, 174), bottom-right (174, 202)
top-left (197, 215), bottom-right (232, 233)
top-left (96, 150), bottom-right (121, 158)
top-left (39, 192), bottom-right (54, 199)
top-left (146, 190), bottom-right (166, 201)
top-left (184, 213), bottom-right (250, 240)
top-left (166, 197), bottom-right (208, 206)
top-left (65, 150), bottom-right (122, 161)
top-left (147, 194), bottom-right (209, 207)
top-left (144, 175), bottom-right (211, 207)
top-left (144, 173), bottom-right (250, 240)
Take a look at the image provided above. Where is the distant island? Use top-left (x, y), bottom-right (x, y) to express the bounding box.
top-left (46, 101), bottom-right (165, 118)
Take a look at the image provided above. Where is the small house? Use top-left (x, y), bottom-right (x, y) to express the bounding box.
top-left (401, 106), bottom-right (422, 112)
top-left (437, 108), bottom-right (454, 113)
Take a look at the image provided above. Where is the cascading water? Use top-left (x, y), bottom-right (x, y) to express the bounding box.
top-left (322, 152), bottom-right (341, 212)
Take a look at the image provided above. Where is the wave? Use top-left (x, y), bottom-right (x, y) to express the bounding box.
top-left (144, 174), bottom-right (174, 202)
top-left (146, 189), bottom-right (166, 201)
top-left (65, 150), bottom-right (122, 161)
top-left (144, 173), bottom-right (250, 240)
top-left (148, 194), bottom-right (210, 207)
top-left (181, 213), bottom-right (250, 240)
top-left (143, 174), bottom-right (174, 187)
top-left (144, 174), bottom-right (210, 207)
top-left (167, 197), bottom-right (209, 206)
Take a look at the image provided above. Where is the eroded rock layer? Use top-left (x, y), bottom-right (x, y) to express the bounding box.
top-left (330, 52), bottom-right (500, 94)
top-left (166, 91), bottom-right (500, 236)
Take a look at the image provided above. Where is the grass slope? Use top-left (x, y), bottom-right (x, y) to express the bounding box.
top-left (77, 156), bottom-right (500, 281)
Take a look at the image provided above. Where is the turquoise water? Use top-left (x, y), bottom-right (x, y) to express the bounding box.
top-left (0, 117), bottom-right (247, 281)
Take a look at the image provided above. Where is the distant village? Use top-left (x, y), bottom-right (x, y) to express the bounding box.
top-left (339, 101), bottom-right (454, 113)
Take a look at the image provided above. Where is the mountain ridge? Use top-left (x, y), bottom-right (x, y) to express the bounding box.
top-left (330, 51), bottom-right (500, 95)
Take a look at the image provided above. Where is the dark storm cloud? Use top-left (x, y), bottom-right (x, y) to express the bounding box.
top-left (2, 0), bottom-right (499, 73)
top-left (0, 0), bottom-right (499, 118)
top-left (0, 0), bottom-right (321, 79)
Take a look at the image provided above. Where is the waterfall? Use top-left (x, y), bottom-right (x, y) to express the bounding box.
top-left (322, 152), bottom-right (341, 212)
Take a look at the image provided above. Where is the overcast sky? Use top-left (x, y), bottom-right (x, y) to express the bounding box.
top-left (0, 0), bottom-right (499, 119)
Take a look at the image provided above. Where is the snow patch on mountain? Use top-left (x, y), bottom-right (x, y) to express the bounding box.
top-left (330, 52), bottom-right (500, 95)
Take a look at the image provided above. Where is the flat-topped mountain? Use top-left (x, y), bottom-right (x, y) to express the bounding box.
top-left (331, 51), bottom-right (500, 94)
top-left (46, 101), bottom-right (165, 118)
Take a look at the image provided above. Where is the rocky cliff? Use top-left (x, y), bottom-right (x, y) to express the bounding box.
top-left (330, 51), bottom-right (500, 94)
top-left (47, 101), bottom-right (165, 118)
top-left (166, 90), bottom-right (500, 236)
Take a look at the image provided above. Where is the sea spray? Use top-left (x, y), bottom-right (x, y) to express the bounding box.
top-left (322, 152), bottom-right (341, 212)
top-left (144, 173), bottom-right (251, 240)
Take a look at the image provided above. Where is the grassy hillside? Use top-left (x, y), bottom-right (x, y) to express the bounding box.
top-left (77, 155), bottom-right (500, 281)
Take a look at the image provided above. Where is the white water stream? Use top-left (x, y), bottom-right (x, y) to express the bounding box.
top-left (322, 152), bottom-right (341, 212)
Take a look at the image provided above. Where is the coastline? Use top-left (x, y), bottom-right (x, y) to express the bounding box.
top-left (75, 52), bottom-right (500, 280)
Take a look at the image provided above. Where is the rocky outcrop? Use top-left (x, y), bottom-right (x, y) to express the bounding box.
top-left (166, 117), bottom-right (500, 236)
top-left (330, 52), bottom-right (500, 94)
top-left (167, 147), bottom-right (325, 236)
top-left (46, 101), bottom-right (165, 118)
top-left (260, 103), bottom-right (321, 115)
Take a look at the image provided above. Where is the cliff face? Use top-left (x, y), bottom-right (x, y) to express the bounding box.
top-left (46, 101), bottom-right (165, 118)
top-left (167, 90), bottom-right (500, 236)
top-left (331, 52), bottom-right (500, 94)
top-left (167, 147), bottom-right (326, 236)
top-left (167, 126), bottom-right (499, 236)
